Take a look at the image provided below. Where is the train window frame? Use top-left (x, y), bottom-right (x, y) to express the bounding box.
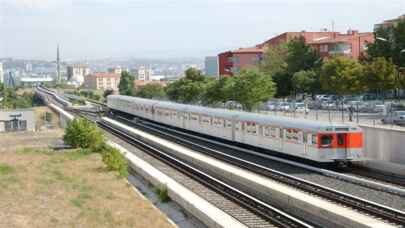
top-left (312, 134), bottom-right (317, 145)
top-left (201, 115), bottom-right (212, 125)
top-left (285, 128), bottom-right (300, 142)
top-left (190, 113), bottom-right (199, 121)
top-left (213, 117), bottom-right (224, 128)
top-left (320, 135), bottom-right (333, 147)
top-left (245, 122), bottom-right (258, 135)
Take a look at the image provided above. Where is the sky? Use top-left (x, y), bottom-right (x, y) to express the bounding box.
top-left (0, 0), bottom-right (404, 60)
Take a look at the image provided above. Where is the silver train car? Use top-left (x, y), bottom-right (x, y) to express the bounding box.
top-left (107, 95), bottom-right (364, 163)
top-left (36, 86), bottom-right (72, 107)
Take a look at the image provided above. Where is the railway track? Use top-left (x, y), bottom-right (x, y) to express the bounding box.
top-left (97, 119), bottom-right (314, 228)
top-left (36, 90), bottom-right (405, 227)
top-left (112, 115), bottom-right (405, 227)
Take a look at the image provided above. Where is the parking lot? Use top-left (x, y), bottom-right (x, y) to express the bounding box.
top-left (261, 95), bottom-right (405, 129)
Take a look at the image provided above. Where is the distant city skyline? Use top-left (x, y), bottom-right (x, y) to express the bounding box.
top-left (0, 0), bottom-right (404, 60)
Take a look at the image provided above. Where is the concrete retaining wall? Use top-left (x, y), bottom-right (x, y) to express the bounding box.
top-left (361, 125), bottom-right (405, 164)
top-left (359, 125), bottom-right (405, 175)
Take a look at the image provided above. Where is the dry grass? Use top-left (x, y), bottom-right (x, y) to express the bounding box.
top-left (0, 130), bottom-right (64, 152)
top-left (0, 148), bottom-right (175, 228)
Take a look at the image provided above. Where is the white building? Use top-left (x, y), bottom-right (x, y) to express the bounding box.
top-left (25, 63), bottom-right (33, 72)
top-left (108, 66), bottom-right (123, 75)
top-left (0, 63), bottom-right (4, 84)
top-left (67, 64), bottom-right (90, 86)
top-left (138, 66), bottom-right (153, 81)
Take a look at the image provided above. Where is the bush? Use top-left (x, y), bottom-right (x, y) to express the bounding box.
top-left (63, 118), bottom-right (105, 150)
top-left (101, 146), bottom-right (128, 178)
top-left (155, 185), bottom-right (170, 203)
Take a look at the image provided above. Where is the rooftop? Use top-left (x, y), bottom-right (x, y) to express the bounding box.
top-left (232, 47), bottom-right (264, 54)
top-left (89, 72), bottom-right (120, 78)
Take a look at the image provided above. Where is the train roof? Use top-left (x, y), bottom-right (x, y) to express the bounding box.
top-left (108, 95), bottom-right (358, 131)
top-left (108, 95), bottom-right (160, 106)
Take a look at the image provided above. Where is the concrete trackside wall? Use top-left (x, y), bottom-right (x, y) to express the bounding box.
top-left (360, 125), bottom-right (405, 175)
top-left (361, 125), bottom-right (405, 164)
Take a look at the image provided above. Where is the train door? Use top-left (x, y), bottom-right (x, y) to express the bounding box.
top-left (336, 133), bottom-right (348, 160)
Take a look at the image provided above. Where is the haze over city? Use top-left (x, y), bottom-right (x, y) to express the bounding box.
top-left (1, 0), bottom-right (404, 60)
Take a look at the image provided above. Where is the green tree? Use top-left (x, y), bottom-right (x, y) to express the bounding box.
top-left (260, 37), bottom-right (321, 97)
top-left (63, 118), bottom-right (105, 150)
top-left (260, 44), bottom-right (288, 76)
top-left (166, 68), bottom-right (213, 104)
top-left (320, 56), bottom-right (364, 95)
top-left (136, 83), bottom-right (166, 99)
top-left (286, 37), bottom-right (321, 74)
top-left (202, 76), bottom-right (236, 105)
top-left (367, 19), bottom-right (405, 68)
top-left (292, 70), bottom-right (317, 94)
top-left (118, 71), bottom-right (135, 96)
top-left (233, 68), bottom-right (276, 111)
top-left (362, 57), bottom-right (397, 96)
top-left (103, 89), bottom-right (114, 98)
top-left (260, 45), bottom-right (291, 97)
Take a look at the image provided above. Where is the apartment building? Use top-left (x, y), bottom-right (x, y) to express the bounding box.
top-left (83, 73), bottom-right (121, 91)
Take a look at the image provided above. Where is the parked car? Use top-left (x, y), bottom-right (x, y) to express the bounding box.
top-left (292, 103), bottom-right (310, 113)
top-left (266, 101), bottom-right (278, 111)
top-left (381, 111), bottom-right (405, 125)
top-left (277, 102), bottom-right (290, 111)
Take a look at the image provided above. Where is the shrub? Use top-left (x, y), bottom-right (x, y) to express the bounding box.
top-left (155, 185), bottom-right (170, 203)
top-left (101, 146), bottom-right (128, 178)
top-left (63, 118), bottom-right (105, 150)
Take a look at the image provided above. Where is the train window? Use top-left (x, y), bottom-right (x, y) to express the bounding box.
top-left (235, 122), bottom-right (242, 131)
top-left (225, 120), bottom-right (233, 128)
top-left (271, 128), bottom-right (278, 138)
top-left (285, 129), bottom-right (300, 142)
top-left (213, 118), bottom-right (224, 127)
top-left (201, 116), bottom-right (211, 125)
top-left (246, 122), bottom-right (257, 135)
top-left (191, 114), bottom-right (199, 121)
top-left (337, 134), bottom-right (345, 145)
top-left (320, 135), bottom-right (333, 147)
top-left (263, 126), bottom-right (271, 137)
top-left (312, 134), bottom-right (317, 144)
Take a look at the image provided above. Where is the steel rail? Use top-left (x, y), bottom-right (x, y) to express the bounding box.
top-left (98, 120), bottom-right (314, 228)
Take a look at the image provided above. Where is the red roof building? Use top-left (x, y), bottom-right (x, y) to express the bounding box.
top-left (218, 30), bottom-right (374, 77)
top-left (218, 47), bottom-right (264, 77)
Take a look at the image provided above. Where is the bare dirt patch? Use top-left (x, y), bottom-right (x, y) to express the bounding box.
top-left (0, 149), bottom-right (175, 228)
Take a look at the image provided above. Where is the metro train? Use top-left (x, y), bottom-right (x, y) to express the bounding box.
top-left (107, 95), bottom-right (364, 164)
top-left (36, 86), bottom-right (72, 107)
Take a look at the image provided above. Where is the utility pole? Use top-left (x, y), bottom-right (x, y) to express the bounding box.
top-left (57, 44), bottom-right (61, 83)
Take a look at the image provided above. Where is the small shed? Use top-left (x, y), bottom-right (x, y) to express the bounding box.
top-left (0, 109), bottom-right (36, 132)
